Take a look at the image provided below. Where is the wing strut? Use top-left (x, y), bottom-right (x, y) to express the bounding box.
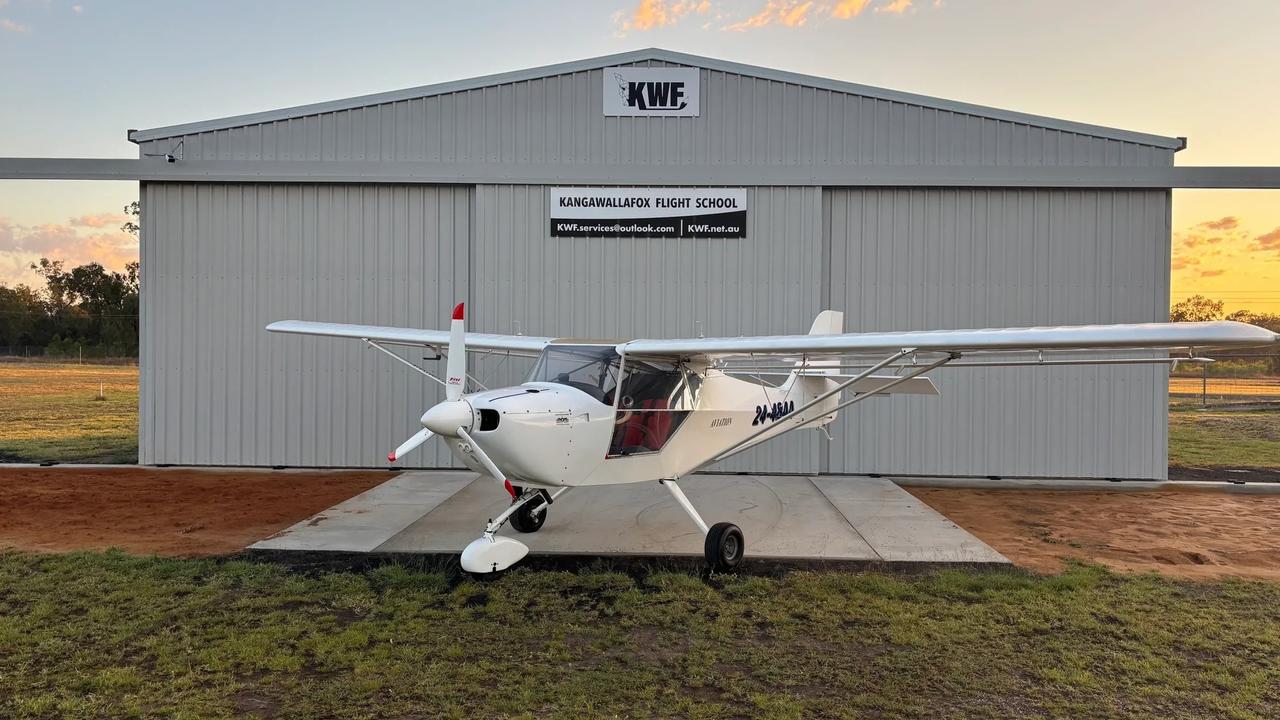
top-left (364, 339), bottom-right (447, 389)
top-left (705, 348), bottom-right (959, 467)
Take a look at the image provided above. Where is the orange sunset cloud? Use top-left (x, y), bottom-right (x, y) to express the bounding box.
top-left (614, 0), bottom-right (928, 33)
top-left (1171, 215), bottom-right (1280, 313)
top-left (0, 215), bottom-right (138, 287)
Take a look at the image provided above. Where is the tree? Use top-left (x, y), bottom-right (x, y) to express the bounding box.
top-left (28, 257), bottom-right (139, 355)
top-left (121, 201), bottom-right (140, 237)
top-left (0, 284), bottom-right (46, 347)
top-left (1169, 295), bottom-right (1224, 323)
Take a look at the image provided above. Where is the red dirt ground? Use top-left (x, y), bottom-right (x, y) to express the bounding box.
top-left (907, 485), bottom-right (1280, 581)
top-left (0, 467), bottom-right (390, 556)
top-left (3, 467), bottom-right (1278, 581)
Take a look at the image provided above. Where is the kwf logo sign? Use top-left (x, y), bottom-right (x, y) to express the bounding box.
top-left (617, 73), bottom-right (688, 112)
top-left (603, 66), bottom-right (700, 117)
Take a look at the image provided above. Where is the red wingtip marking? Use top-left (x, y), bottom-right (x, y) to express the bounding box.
top-left (452, 302), bottom-right (465, 320)
top-left (387, 452), bottom-right (397, 463)
top-left (504, 479), bottom-right (516, 498)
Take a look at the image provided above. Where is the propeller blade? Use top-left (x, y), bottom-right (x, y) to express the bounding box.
top-left (457, 427), bottom-right (516, 498)
top-left (445, 302), bottom-right (466, 402)
top-left (387, 428), bottom-right (434, 463)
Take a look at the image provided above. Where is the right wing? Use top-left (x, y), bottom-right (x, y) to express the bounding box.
top-left (266, 320), bottom-right (552, 356)
top-left (620, 321), bottom-right (1279, 360)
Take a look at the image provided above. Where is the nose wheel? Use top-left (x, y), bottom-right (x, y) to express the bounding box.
top-left (509, 488), bottom-right (549, 533)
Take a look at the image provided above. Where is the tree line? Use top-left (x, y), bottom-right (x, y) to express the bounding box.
top-left (1170, 294), bottom-right (1280, 373)
top-left (0, 203), bottom-right (140, 357)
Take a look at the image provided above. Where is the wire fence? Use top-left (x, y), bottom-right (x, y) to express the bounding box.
top-left (0, 346), bottom-right (138, 365)
top-left (1170, 354), bottom-right (1280, 408)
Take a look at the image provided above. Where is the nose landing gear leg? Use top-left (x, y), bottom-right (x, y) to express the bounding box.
top-left (460, 486), bottom-right (570, 575)
top-left (660, 478), bottom-right (744, 572)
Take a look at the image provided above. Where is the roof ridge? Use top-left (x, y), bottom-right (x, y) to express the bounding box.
top-left (129, 47), bottom-right (1181, 149)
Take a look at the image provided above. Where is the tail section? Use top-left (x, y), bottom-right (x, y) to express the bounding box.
top-left (785, 310), bottom-right (844, 427)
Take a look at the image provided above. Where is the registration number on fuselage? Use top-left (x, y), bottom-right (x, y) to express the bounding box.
top-left (752, 400), bottom-right (796, 426)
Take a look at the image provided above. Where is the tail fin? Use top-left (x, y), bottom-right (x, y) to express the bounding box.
top-left (785, 311), bottom-right (843, 428)
top-left (801, 311), bottom-right (843, 376)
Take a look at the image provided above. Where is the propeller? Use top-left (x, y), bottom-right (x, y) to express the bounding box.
top-left (387, 428), bottom-right (432, 463)
top-left (385, 302), bottom-right (517, 498)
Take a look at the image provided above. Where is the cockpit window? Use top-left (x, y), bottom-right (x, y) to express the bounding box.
top-left (608, 358), bottom-right (699, 457)
top-left (527, 345), bottom-right (621, 404)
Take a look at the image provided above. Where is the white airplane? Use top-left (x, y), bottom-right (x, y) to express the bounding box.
top-left (268, 305), bottom-right (1277, 574)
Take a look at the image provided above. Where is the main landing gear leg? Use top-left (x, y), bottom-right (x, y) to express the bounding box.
top-left (460, 487), bottom-right (571, 575)
top-left (660, 479), bottom-right (744, 573)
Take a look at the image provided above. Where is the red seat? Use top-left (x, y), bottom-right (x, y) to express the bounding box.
top-left (617, 399), bottom-right (671, 451)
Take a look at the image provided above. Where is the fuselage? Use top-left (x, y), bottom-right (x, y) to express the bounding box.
top-left (444, 343), bottom-right (838, 487)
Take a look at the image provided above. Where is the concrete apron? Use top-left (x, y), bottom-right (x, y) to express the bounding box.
top-left (251, 471), bottom-right (1008, 565)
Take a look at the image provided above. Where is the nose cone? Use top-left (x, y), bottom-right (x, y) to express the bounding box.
top-left (421, 400), bottom-right (473, 437)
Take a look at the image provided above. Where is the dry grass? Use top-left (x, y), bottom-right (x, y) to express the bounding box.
top-left (1168, 409), bottom-right (1280, 468)
top-left (0, 362), bottom-right (138, 463)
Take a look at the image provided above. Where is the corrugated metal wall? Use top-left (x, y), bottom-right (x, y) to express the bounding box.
top-left (138, 63), bottom-right (1172, 169)
top-left (824, 189), bottom-right (1172, 479)
top-left (140, 183), bottom-right (472, 467)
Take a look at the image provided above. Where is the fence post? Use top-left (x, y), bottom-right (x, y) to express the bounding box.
top-left (1202, 363), bottom-right (1208, 408)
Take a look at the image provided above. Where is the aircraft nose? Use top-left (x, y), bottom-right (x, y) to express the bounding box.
top-left (420, 400), bottom-right (473, 437)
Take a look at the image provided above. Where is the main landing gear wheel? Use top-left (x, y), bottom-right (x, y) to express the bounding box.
top-left (705, 522), bottom-right (745, 572)
top-left (509, 498), bottom-right (547, 533)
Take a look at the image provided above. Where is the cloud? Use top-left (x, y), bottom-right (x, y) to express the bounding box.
top-left (875, 0), bottom-right (912, 13)
top-left (614, 0), bottom-right (710, 34)
top-left (1253, 227), bottom-right (1280, 254)
top-left (615, 0), bottom-right (933, 33)
top-left (0, 216), bottom-right (139, 287)
top-left (72, 4), bottom-right (83, 13)
top-left (830, 0), bottom-right (871, 18)
top-left (0, 17), bottom-right (29, 33)
top-left (1198, 269), bottom-right (1226, 278)
top-left (70, 212), bottom-right (129, 229)
top-left (725, 0), bottom-right (815, 30)
top-left (1201, 216), bottom-right (1239, 231)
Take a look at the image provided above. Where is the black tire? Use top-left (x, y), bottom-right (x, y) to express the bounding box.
top-left (704, 522), bottom-right (745, 572)
top-left (509, 499), bottom-right (547, 533)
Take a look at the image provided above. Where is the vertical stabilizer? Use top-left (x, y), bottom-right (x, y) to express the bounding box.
top-left (786, 311), bottom-right (844, 427)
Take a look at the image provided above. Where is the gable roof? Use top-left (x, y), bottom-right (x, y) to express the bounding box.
top-left (129, 48), bottom-right (1182, 149)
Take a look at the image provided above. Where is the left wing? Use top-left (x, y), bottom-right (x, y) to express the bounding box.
top-left (267, 320), bottom-right (552, 355)
top-left (619, 321), bottom-right (1278, 360)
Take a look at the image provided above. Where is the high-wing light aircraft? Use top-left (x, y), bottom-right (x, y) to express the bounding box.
top-left (268, 306), bottom-right (1277, 574)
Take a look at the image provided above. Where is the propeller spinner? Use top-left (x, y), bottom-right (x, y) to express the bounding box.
top-left (385, 303), bottom-right (517, 498)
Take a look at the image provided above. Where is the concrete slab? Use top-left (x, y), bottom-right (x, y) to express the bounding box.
top-left (251, 471), bottom-right (473, 552)
top-left (376, 474), bottom-right (881, 559)
top-left (813, 477), bottom-right (1007, 563)
top-left (250, 470), bottom-right (1006, 565)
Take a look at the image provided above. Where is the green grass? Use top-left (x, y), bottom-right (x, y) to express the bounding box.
top-left (1168, 408), bottom-right (1280, 468)
top-left (1, 552), bottom-right (1278, 719)
top-left (0, 362), bottom-right (137, 463)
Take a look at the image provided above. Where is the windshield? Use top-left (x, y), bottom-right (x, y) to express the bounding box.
top-left (527, 345), bottom-right (621, 404)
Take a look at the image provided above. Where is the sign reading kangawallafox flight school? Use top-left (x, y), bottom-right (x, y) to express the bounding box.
top-left (550, 187), bottom-right (747, 239)
top-left (603, 66), bottom-right (700, 117)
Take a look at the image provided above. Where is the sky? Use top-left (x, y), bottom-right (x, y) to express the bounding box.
top-left (1, 0), bottom-right (1278, 311)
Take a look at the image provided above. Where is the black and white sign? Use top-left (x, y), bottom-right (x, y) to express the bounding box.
top-left (603, 66), bottom-right (700, 117)
top-left (550, 187), bottom-right (746, 238)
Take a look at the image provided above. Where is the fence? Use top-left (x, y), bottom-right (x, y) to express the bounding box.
top-left (1170, 354), bottom-right (1280, 408)
top-left (0, 346), bottom-right (138, 365)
